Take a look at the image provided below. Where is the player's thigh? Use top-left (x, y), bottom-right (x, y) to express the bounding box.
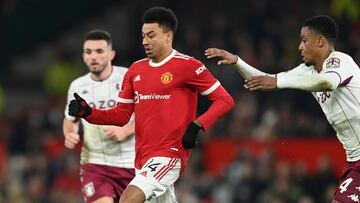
top-left (129, 157), bottom-right (180, 202)
top-left (93, 196), bottom-right (114, 203)
top-left (119, 185), bottom-right (145, 203)
top-left (333, 166), bottom-right (360, 202)
top-left (81, 164), bottom-right (124, 202)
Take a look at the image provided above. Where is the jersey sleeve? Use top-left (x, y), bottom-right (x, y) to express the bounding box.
top-left (186, 59), bottom-right (234, 130)
top-left (323, 54), bottom-right (354, 87)
top-left (185, 59), bottom-right (220, 96)
top-left (276, 63), bottom-right (339, 91)
top-left (276, 63), bottom-right (311, 79)
top-left (85, 69), bottom-right (134, 126)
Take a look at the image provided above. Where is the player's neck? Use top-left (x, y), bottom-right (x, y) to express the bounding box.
top-left (153, 48), bottom-right (173, 63)
top-left (91, 65), bottom-right (113, 82)
top-left (315, 46), bottom-right (334, 72)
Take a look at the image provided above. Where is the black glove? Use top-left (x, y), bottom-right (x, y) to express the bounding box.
top-left (68, 93), bottom-right (92, 118)
top-left (182, 122), bottom-right (202, 149)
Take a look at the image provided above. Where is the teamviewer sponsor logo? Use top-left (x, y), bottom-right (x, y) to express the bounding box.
top-left (134, 91), bottom-right (171, 104)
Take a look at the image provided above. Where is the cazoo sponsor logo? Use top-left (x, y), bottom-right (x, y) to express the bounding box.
top-left (88, 100), bottom-right (117, 109)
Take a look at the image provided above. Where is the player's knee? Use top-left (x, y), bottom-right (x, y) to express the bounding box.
top-left (119, 185), bottom-right (145, 203)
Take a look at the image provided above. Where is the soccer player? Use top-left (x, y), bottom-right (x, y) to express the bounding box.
top-left (68, 7), bottom-right (234, 203)
top-left (205, 15), bottom-right (360, 202)
top-left (63, 30), bottom-right (135, 203)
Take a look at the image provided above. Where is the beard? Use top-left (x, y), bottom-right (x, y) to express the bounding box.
top-left (89, 63), bottom-right (107, 76)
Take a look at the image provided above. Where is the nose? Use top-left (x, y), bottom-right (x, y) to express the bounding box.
top-left (89, 54), bottom-right (97, 61)
top-left (142, 36), bottom-right (149, 46)
top-left (298, 42), bottom-right (303, 52)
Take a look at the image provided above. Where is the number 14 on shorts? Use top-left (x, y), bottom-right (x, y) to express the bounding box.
top-left (140, 157), bottom-right (180, 182)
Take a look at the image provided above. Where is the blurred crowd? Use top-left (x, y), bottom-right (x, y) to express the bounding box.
top-left (0, 0), bottom-right (360, 202)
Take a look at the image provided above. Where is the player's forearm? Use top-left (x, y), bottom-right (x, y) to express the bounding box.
top-left (63, 118), bottom-right (79, 134)
top-left (277, 72), bottom-right (339, 92)
top-left (86, 105), bottom-right (133, 126)
top-left (234, 56), bottom-right (270, 79)
top-left (197, 86), bottom-right (234, 131)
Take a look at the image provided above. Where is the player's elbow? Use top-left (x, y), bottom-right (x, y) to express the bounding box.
top-left (224, 95), bottom-right (235, 111)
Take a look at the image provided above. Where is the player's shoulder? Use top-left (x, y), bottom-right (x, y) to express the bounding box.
top-left (173, 50), bottom-right (203, 67)
top-left (173, 51), bottom-right (192, 60)
top-left (126, 58), bottom-right (149, 72)
top-left (132, 58), bottom-right (149, 66)
top-left (329, 51), bottom-right (352, 59)
top-left (112, 65), bottom-right (128, 75)
top-left (326, 51), bottom-right (353, 67)
top-left (113, 65), bottom-right (128, 71)
top-left (70, 72), bottom-right (92, 87)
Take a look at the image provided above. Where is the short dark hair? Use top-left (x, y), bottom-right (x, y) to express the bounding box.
top-left (143, 7), bottom-right (178, 35)
top-left (84, 29), bottom-right (112, 47)
top-left (303, 15), bottom-right (338, 44)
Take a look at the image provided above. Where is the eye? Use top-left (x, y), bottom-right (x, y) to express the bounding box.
top-left (148, 33), bottom-right (155, 39)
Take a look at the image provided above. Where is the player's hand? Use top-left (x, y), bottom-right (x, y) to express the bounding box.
top-left (245, 75), bottom-right (277, 91)
top-left (204, 48), bottom-right (238, 65)
top-left (64, 132), bottom-right (80, 149)
top-left (182, 122), bottom-right (202, 149)
top-left (68, 93), bottom-right (92, 118)
top-left (104, 126), bottom-right (132, 142)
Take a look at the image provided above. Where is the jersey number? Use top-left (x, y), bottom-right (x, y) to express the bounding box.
top-left (147, 163), bottom-right (161, 172)
top-left (339, 178), bottom-right (353, 193)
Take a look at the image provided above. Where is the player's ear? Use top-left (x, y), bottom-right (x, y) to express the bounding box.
top-left (317, 35), bottom-right (326, 48)
top-left (82, 49), bottom-right (87, 61)
top-left (166, 32), bottom-right (173, 44)
top-left (110, 50), bottom-right (116, 60)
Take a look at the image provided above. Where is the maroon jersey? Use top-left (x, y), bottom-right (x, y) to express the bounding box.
top-left (87, 50), bottom-right (234, 171)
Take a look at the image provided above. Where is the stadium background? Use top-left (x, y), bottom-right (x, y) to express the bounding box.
top-left (0, 0), bottom-right (360, 202)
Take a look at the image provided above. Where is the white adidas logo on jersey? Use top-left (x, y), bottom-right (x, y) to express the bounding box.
top-left (134, 75), bottom-right (141, 81)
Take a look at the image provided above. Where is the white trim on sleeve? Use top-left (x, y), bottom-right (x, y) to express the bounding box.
top-left (200, 81), bottom-right (221, 96)
top-left (117, 98), bottom-right (134, 103)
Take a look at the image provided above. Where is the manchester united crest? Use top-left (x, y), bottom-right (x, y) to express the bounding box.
top-left (161, 72), bottom-right (173, 84)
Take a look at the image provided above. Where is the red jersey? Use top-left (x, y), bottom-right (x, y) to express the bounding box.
top-left (87, 50), bottom-right (234, 171)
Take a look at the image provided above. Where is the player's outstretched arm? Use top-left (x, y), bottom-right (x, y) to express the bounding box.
top-left (245, 69), bottom-right (339, 92)
top-left (205, 48), bottom-right (270, 79)
top-left (68, 93), bottom-right (133, 126)
top-left (244, 75), bottom-right (278, 91)
top-left (68, 93), bottom-right (92, 118)
top-left (205, 48), bottom-right (238, 65)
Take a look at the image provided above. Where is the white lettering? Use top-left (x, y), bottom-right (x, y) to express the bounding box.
top-left (195, 65), bottom-right (207, 75)
top-left (138, 94), bottom-right (171, 100)
top-left (88, 99), bottom-right (117, 109)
